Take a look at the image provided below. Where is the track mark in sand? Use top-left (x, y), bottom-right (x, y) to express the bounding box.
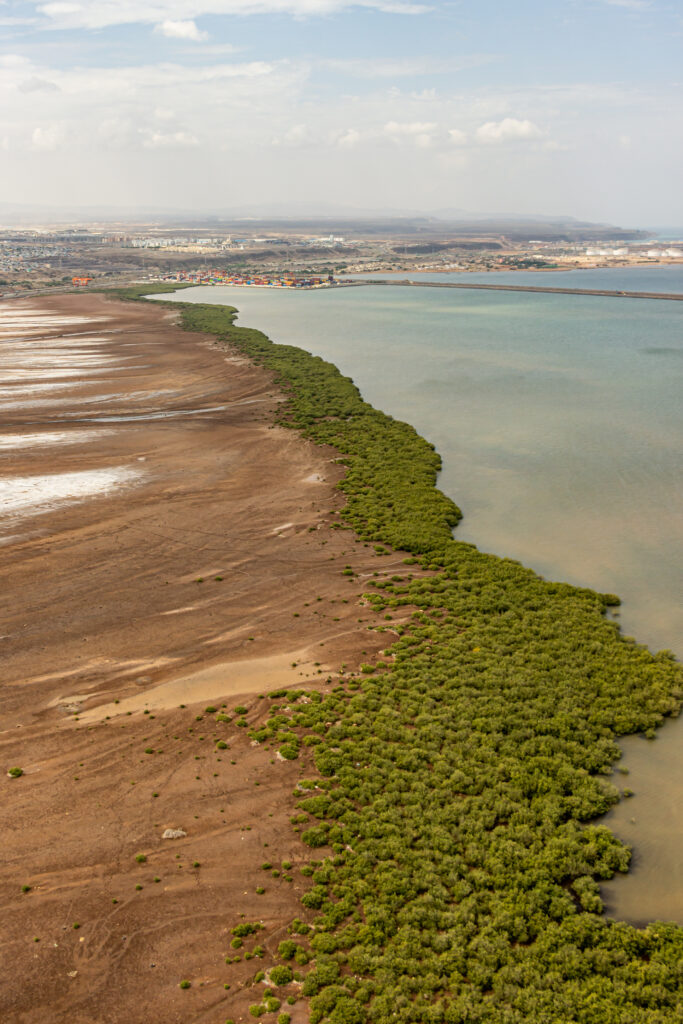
top-left (270, 522), bottom-right (294, 535)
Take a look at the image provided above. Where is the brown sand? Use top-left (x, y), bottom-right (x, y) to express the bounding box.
top-left (0, 294), bottom-right (410, 1023)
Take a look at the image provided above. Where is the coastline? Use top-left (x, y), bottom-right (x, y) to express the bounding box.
top-left (4, 289), bottom-right (683, 1023)
top-left (344, 279), bottom-right (683, 300)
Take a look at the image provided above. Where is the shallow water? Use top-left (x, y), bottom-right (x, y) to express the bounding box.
top-left (350, 264), bottom-right (683, 293)
top-left (0, 306), bottom-right (143, 527)
top-left (161, 270), bottom-right (683, 924)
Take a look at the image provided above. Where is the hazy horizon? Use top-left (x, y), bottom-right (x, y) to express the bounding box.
top-left (0, 1), bottom-right (681, 225)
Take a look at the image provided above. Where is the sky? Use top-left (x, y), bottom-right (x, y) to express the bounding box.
top-left (0, 0), bottom-right (681, 225)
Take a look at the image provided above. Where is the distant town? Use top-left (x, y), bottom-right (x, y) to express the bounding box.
top-left (153, 270), bottom-right (338, 289)
top-left (0, 217), bottom-right (680, 298)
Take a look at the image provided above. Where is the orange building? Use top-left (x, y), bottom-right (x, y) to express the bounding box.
top-left (72, 277), bottom-right (93, 286)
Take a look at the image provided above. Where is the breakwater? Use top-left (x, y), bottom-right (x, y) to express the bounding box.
top-left (349, 278), bottom-right (683, 301)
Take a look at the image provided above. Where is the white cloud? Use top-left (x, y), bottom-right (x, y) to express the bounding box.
top-left (384, 120), bottom-right (437, 147)
top-left (18, 75), bottom-right (60, 92)
top-left (143, 129), bottom-right (199, 147)
top-left (35, 0), bottom-right (429, 30)
top-left (448, 127), bottom-right (467, 145)
top-left (384, 120), bottom-right (437, 134)
top-left (0, 16), bottom-right (40, 26)
top-left (97, 117), bottom-right (135, 147)
top-left (39, 2), bottom-right (82, 14)
top-left (335, 127), bottom-right (361, 148)
top-left (31, 122), bottom-right (65, 149)
top-left (475, 117), bottom-right (543, 143)
top-left (0, 54), bottom-right (304, 160)
top-left (0, 54), bottom-right (33, 67)
top-left (272, 123), bottom-right (311, 146)
top-left (155, 19), bottom-right (208, 40)
top-left (323, 55), bottom-right (494, 78)
top-left (1, 46), bottom-right (680, 225)
top-left (602, 0), bottom-right (651, 9)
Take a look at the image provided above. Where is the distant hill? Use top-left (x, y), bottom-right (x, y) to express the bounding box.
top-left (0, 201), bottom-right (647, 242)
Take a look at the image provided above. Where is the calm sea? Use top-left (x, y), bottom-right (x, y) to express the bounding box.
top-left (161, 266), bottom-right (683, 924)
top-left (348, 265), bottom-right (683, 293)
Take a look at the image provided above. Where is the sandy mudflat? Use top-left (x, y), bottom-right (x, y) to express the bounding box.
top-left (0, 293), bottom-right (413, 1024)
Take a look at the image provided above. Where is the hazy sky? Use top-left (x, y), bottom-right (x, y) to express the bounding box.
top-left (0, 0), bottom-right (681, 224)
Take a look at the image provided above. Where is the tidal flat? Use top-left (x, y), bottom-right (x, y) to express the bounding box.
top-left (0, 293), bottom-right (400, 1024)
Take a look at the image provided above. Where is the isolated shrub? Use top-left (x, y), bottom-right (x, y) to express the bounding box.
top-left (269, 965), bottom-right (293, 986)
top-left (232, 922), bottom-right (261, 937)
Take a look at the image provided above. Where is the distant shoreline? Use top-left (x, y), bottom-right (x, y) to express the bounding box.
top-left (343, 279), bottom-right (683, 301)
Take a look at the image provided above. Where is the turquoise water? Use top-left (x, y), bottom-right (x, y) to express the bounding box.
top-left (159, 270), bottom-right (683, 923)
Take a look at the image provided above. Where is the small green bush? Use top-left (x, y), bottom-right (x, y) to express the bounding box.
top-left (269, 965), bottom-right (293, 986)
top-left (277, 939), bottom-right (297, 959)
top-left (232, 922), bottom-right (261, 937)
